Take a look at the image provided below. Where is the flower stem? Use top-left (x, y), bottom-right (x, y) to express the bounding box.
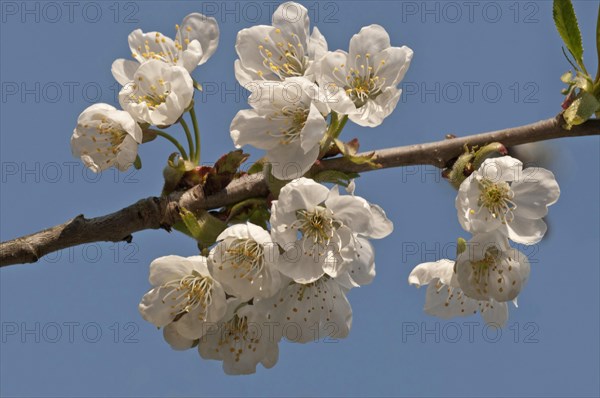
top-left (319, 113), bottom-right (349, 158)
top-left (189, 107), bottom-right (201, 164)
top-left (179, 117), bottom-right (195, 161)
top-left (149, 129), bottom-right (189, 160)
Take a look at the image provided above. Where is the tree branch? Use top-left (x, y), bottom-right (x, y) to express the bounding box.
top-left (1, 115), bottom-right (599, 267)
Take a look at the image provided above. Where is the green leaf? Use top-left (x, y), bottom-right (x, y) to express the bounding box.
top-left (247, 158), bottom-right (265, 175)
top-left (133, 155), bottom-right (142, 170)
top-left (563, 91), bottom-right (600, 128)
top-left (313, 170), bottom-right (359, 187)
top-left (162, 153), bottom-right (196, 196)
top-left (333, 139), bottom-right (381, 169)
top-left (554, 0), bottom-right (585, 70)
top-left (178, 207), bottom-right (227, 249)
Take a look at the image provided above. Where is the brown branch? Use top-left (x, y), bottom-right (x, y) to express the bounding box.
top-left (1, 115), bottom-right (599, 267)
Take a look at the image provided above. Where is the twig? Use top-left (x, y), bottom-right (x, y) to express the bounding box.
top-left (1, 115), bottom-right (598, 267)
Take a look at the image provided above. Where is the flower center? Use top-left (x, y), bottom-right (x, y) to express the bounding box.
top-left (129, 77), bottom-right (170, 110)
top-left (162, 271), bottom-right (213, 318)
top-left (79, 119), bottom-right (128, 162)
top-left (478, 178), bottom-right (516, 223)
top-left (291, 206), bottom-right (343, 257)
top-left (223, 238), bottom-right (265, 282)
top-left (267, 106), bottom-right (309, 144)
top-left (333, 54), bottom-right (387, 107)
top-left (469, 246), bottom-right (501, 296)
top-left (133, 33), bottom-right (179, 64)
top-left (256, 30), bottom-right (308, 80)
top-left (215, 314), bottom-right (260, 361)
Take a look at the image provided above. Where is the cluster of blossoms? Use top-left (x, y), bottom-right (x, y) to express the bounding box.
top-left (66, 2), bottom-right (409, 375)
top-left (65, 0), bottom-right (563, 376)
top-left (139, 177), bottom-right (392, 374)
top-left (409, 156), bottom-right (560, 327)
top-left (71, 13), bottom-right (220, 171)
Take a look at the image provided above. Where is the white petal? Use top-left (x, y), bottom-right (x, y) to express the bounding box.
top-left (348, 25), bottom-right (391, 59)
top-left (346, 237), bottom-right (376, 286)
top-left (148, 255), bottom-right (194, 286)
top-left (111, 59), bottom-right (139, 86)
top-left (480, 301), bottom-right (509, 327)
top-left (365, 203), bottom-right (394, 239)
top-left (408, 259), bottom-right (455, 287)
top-left (511, 168), bottom-right (560, 219)
top-left (277, 177), bottom-right (329, 211)
top-left (272, 2), bottom-right (310, 45)
top-left (348, 87), bottom-right (401, 127)
top-left (138, 287), bottom-right (175, 327)
top-left (177, 13), bottom-right (219, 65)
top-left (507, 218), bottom-right (547, 245)
top-left (163, 323), bottom-right (195, 350)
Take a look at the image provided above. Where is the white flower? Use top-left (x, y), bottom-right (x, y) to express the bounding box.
top-left (456, 156), bottom-right (560, 244)
top-left (270, 178), bottom-right (378, 283)
top-left (258, 275), bottom-right (352, 343)
top-left (209, 222), bottom-right (282, 301)
top-left (138, 255), bottom-right (227, 340)
top-left (112, 13), bottom-right (219, 85)
top-left (230, 77), bottom-right (329, 180)
top-left (455, 231), bottom-right (531, 302)
top-left (409, 259), bottom-right (513, 327)
top-left (162, 323), bottom-right (196, 351)
top-left (119, 59), bottom-right (194, 127)
top-left (234, 1), bottom-right (328, 85)
top-left (316, 24), bottom-right (413, 127)
top-left (71, 103), bottom-right (142, 173)
top-left (198, 303), bottom-right (279, 375)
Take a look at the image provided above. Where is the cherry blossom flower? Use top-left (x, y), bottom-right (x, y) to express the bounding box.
top-left (71, 103), bottom-right (142, 173)
top-left (234, 2), bottom-right (328, 85)
top-left (112, 13), bottom-right (219, 85)
top-left (409, 259), bottom-right (513, 327)
top-left (230, 77), bottom-right (329, 180)
top-left (316, 24), bottom-right (413, 127)
top-left (456, 156), bottom-right (560, 244)
top-left (257, 275), bottom-right (352, 343)
top-left (138, 255), bottom-right (227, 340)
top-left (119, 60), bottom-right (194, 127)
top-left (455, 231), bottom-right (531, 302)
top-left (198, 303), bottom-right (279, 375)
top-left (209, 222), bottom-right (282, 301)
top-left (270, 178), bottom-right (383, 283)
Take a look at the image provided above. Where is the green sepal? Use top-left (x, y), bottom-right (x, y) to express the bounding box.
top-left (141, 129), bottom-right (158, 143)
top-left (177, 207), bottom-right (227, 249)
top-left (456, 238), bottom-right (467, 257)
top-left (133, 155), bottom-right (142, 170)
top-left (263, 164), bottom-right (289, 199)
top-left (563, 91), bottom-right (600, 129)
top-left (225, 198), bottom-right (271, 229)
top-left (444, 143), bottom-right (508, 189)
top-left (162, 153), bottom-right (196, 196)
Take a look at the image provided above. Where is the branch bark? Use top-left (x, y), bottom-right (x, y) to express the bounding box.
top-left (1, 115), bottom-right (599, 267)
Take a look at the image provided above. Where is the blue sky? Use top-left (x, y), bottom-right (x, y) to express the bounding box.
top-left (1, 1), bottom-right (599, 396)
